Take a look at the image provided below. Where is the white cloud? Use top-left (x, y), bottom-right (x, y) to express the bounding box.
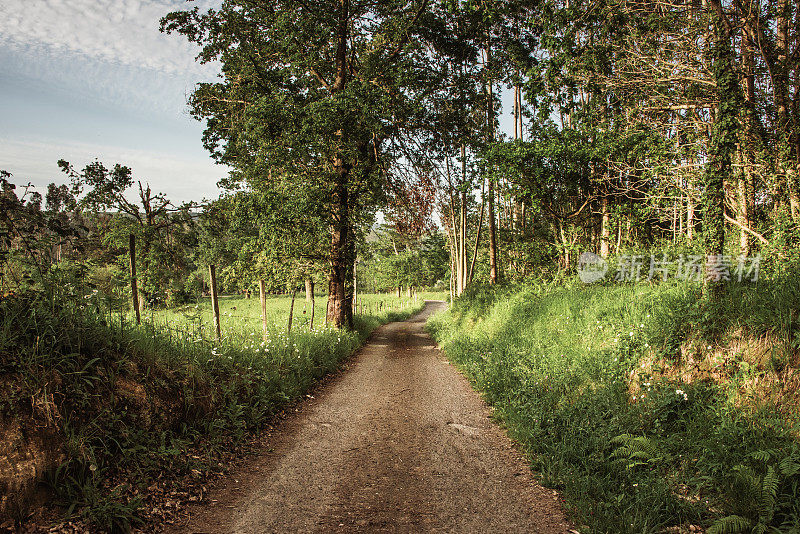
top-left (0, 136), bottom-right (227, 203)
top-left (0, 0), bottom-right (218, 78)
top-left (0, 45), bottom-right (198, 116)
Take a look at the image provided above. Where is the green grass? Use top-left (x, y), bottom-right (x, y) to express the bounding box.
top-left (428, 279), bottom-right (800, 533)
top-left (142, 291), bottom-right (444, 340)
top-left (1, 288), bottom-right (434, 530)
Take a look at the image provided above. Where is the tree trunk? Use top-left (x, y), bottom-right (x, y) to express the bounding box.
top-left (687, 167), bottom-right (696, 242)
top-left (513, 82), bottom-right (519, 140)
top-left (352, 263), bottom-right (357, 309)
top-left (460, 150), bottom-right (468, 294)
top-left (288, 287), bottom-right (297, 333)
top-left (445, 153), bottom-right (467, 297)
top-left (737, 148), bottom-right (752, 256)
top-left (554, 220), bottom-right (571, 270)
top-left (600, 195), bottom-right (610, 258)
top-left (305, 279), bottom-right (314, 302)
top-left (486, 30), bottom-right (499, 285)
top-left (449, 254), bottom-right (455, 302)
top-left (209, 264), bottom-right (221, 340)
top-left (704, 2), bottom-right (739, 298)
top-left (326, 0), bottom-right (354, 330)
top-left (739, 9), bottom-right (756, 255)
top-left (774, 0), bottom-right (799, 219)
top-left (327, 148), bottom-right (354, 329)
top-left (129, 234), bottom-right (140, 325)
top-left (310, 286), bottom-right (315, 331)
top-left (259, 279), bottom-right (268, 339)
top-left (468, 186), bottom-right (485, 285)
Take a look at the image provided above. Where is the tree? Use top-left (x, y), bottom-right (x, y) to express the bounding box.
top-left (198, 189), bottom-right (329, 297)
top-left (703, 0), bottom-right (740, 297)
top-left (162, 0), bottom-right (438, 328)
top-left (362, 224), bottom-right (448, 293)
top-left (60, 160), bottom-right (198, 307)
top-left (0, 171), bottom-right (83, 297)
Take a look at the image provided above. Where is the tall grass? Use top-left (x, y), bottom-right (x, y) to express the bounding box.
top-left (428, 279), bottom-right (800, 533)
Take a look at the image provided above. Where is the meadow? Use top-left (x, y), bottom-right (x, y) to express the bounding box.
top-left (144, 291), bottom-right (445, 341)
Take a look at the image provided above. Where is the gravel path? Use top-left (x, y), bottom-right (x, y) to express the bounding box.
top-left (165, 301), bottom-right (572, 533)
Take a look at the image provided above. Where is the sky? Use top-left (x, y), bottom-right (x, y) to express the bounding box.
top-left (0, 0), bottom-right (224, 203)
top-left (0, 0), bottom-right (520, 205)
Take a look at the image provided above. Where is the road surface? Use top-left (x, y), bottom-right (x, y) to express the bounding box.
top-left (166, 301), bottom-right (571, 533)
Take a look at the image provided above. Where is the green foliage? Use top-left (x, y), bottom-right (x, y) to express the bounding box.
top-left (197, 190), bottom-right (329, 294)
top-left (58, 160), bottom-right (199, 308)
top-left (161, 0), bottom-right (451, 327)
top-left (362, 226), bottom-right (449, 292)
top-left (709, 447), bottom-right (800, 534)
top-left (702, 11), bottom-right (741, 290)
top-left (610, 434), bottom-right (665, 470)
top-left (0, 170), bottom-right (84, 295)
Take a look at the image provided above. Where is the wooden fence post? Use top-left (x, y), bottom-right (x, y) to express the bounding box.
top-left (288, 287), bottom-right (298, 333)
top-left (259, 279), bottom-right (268, 339)
top-left (310, 287), bottom-right (315, 331)
top-left (353, 264), bottom-right (358, 310)
top-left (209, 265), bottom-right (221, 340)
top-left (129, 234), bottom-right (140, 325)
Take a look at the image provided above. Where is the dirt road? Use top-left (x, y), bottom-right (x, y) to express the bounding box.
top-left (166, 301), bottom-right (571, 533)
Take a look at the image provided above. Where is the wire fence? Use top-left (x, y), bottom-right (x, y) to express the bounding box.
top-left (112, 294), bottom-right (421, 345)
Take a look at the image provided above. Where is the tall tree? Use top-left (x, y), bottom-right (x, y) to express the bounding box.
top-left (704, 0), bottom-right (740, 296)
top-left (162, 0), bottom-right (436, 328)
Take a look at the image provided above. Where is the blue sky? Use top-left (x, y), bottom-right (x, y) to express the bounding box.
top-left (0, 0), bottom-right (520, 205)
top-left (0, 0), bottom-right (224, 203)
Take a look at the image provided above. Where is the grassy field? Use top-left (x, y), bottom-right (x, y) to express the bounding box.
top-left (143, 291), bottom-right (447, 341)
top-left (428, 279), bottom-right (800, 534)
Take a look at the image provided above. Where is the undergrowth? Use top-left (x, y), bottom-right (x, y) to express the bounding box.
top-left (428, 277), bottom-right (800, 533)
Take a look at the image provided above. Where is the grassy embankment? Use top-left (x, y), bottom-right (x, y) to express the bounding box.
top-left (428, 279), bottom-right (800, 533)
top-left (0, 289), bottom-right (442, 531)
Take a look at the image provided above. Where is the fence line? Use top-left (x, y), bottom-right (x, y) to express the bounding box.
top-left (112, 296), bottom-right (418, 344)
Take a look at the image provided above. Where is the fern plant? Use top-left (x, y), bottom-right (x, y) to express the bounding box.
top-left (610, 433), bottom-right (664, 470)
top-left (709, 447), bottom-right (800, 534)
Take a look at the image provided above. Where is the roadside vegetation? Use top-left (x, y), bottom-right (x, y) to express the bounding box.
top-left (429, 275), bottom-right (800, 533)
top-left (0, 276), bottom-right (432, 531)
top-left (150, 291), bottom-right (443, 337)
top-left (1, 154), bottom-right (447, 531)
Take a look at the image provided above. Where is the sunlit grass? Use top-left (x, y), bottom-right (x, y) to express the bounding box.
top-left (1, 288), bottom-right (441, 529)
top-left (137, 291), bottom-right (446, 341)
top-left (428, 280), bottom-right (800, 533)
